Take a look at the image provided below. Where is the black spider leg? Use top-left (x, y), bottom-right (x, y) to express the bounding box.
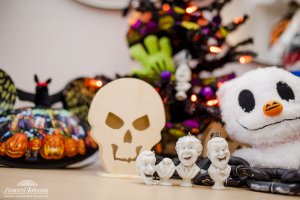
top-left (246, 168), bottom-right (300, 195)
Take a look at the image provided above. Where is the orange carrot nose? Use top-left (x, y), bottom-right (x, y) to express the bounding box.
top-left (263, 100), bottom-right (283, 116)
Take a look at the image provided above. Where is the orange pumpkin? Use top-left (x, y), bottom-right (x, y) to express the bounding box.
top-left (29, 138), bottom-right (42, 151)
top-left (78, 139), bottom-right (86, 155)
top-left (0, 142), bottom-right (6, 156)
top-left (85, 131), bottom-right (98, 149)
top-left (40, 134), bottom-right (64, 160)
top-left (64, 138), bottom-right (78, 157)
top-left (5, 133), bottom-right (28, 158)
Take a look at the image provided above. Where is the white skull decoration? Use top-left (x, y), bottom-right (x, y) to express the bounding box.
top-left (88, 78), bottom-right (165, 174)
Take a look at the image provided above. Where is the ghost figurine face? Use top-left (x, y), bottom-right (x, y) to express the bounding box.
top-left (88, 78), bottom-right (165, 174)
top-left (136, 151), bottom-right (156, 185)
top-left (176, 135), bottom-right (202, 167)
top-left (207, 137), bottom-right (230, 170)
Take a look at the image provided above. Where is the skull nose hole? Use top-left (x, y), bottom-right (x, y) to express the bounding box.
top-left (124, 130), bottom-right (132, 143)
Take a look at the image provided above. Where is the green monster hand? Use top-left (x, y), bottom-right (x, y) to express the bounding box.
top-left (130, 35), bottom-right (175, 79)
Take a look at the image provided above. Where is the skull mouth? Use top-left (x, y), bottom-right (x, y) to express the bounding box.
top-left (111, 144), bottom-right (142, 163)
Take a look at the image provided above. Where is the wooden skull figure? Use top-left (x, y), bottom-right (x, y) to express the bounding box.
top-left (88, 78), bottom-right (165, 174)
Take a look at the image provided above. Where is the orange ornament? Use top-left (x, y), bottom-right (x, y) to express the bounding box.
top-left (64, 138), bottom-right (78, 157)
top-left (78, 139), bottom-right (86, 155)
top-left (40, 134), bottom-right (64, 160)
top-left (5, 133), bottom-right (28, 158)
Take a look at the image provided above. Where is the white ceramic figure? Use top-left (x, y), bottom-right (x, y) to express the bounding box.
top-left (136, 151), bottom-right (157, 185)
top-left (88, 78), bottom-right (165, 175)
top-left (175, 63), bottom-right (192, 101)
top-left (207, 135), bottom-right (231, 190)
top-left (175, 135), bottom-right (202, 187)
top-left (156, 158), bottom-right (176, 186)
top-left (217, 67), bottom-right (300, 169)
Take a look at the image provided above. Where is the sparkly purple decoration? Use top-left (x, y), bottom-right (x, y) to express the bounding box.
top-left (160, 70), bottom-right (172, 80)
top-left (132, 20), bottom-right (142, 30)
top-left (227, 73), bottom-right (236, 79)
top-left (183, 119), bottom-right (199, 128)
top-left (140, 27), bottom-right (148, 36)
top-left (165, 122), bottom-right (172, 129)
top-left (202, 27), bottom-right (210, 35)
top-left (146, 21), bottom-right (158, 33)
top-left (201, 86), bottom-right (214, 97)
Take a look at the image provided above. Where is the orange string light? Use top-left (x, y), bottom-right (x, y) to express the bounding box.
top-left (85, 79), bottom-right (103, 88)
top-left (234, 16), bottom-right (244, 24)
top-left (162, 4), bottom-right (171, 12)
top-left (217, 81), bottom-right (223, 88)
top-left (186, 5), bottom-right (198, 14)
top-left (209, 46), bottom-right (222, 53)
top-left (190, 94), bottom-right (198, 102)
top-left (206, 99), bottom-right (219, 107)
top-left (239, 55), bottom-right (253, 64)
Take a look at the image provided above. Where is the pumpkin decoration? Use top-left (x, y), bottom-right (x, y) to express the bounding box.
top-left (5, 133), bottom-right (28, 158)
top-left (40, 134), bottom-right (64, 160)
top-left (85, 131), bottom-right (98, 149)
top-left (29, 138), bottom-right (43, 158)
top-left (78, 138), bottom-right (86, 155)
top-left (29, 138), bottom-right (43, 151)
top-left (64, 137), bottom-right (78, 157)
top-left (0, 69), bottom-right (98, 168)
top-left (0, 142), bottom-right (6, 156)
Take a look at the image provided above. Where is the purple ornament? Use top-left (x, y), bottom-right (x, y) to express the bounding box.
top-left (146, 21), bottom-right (158, 33)
top-left (132, 20), bottom-right (142, 30)
top-left (165, 122), bottom-right (173, 129)
top-left (183, 119), bottom-right (199, 128)
top-left (140, 27), bottom-right (148, 36)
top-left (160, 70), bottom-right (172, 80)
top-left (201, 86), bottom-right (214, 97)
top-left (202, 27), bottom-right (210, 35)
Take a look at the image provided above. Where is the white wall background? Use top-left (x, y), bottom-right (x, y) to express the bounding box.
top-left (0, 0), bottom-right (288, 108)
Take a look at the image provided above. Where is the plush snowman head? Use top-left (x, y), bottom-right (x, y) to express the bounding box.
top-left (217, 67), bottom-right (300, 147)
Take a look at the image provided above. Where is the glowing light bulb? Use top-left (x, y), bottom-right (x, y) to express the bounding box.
top-left (86, 79), bottom-right (103, 88)
top-left (209, 46), bottom-right (222, 53)
top-left (191, 94), bottom-right (198, 102)
top-left (162, 4), bottom-right (170, 12)
top-left (217, 81), bottom-right (223, 88)
top-left (186, 5), bottom-right (198, 14)
top-left (234, 16), bottom-right (244, 24)
top-left (206, 99), bottom-right (218, 107)
top-left (239, 55), bottom-right (253, 64)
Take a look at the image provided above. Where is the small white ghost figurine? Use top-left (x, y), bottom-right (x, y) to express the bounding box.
top-left (175, 135), bottom-right (202, 187)
top-left (136, 151), bottom-right (157, 185)
top-left (175, 63), bottom-right (192, 101)
top-left (156, 158), bottom-right (176, 186)
top-left (207, 134), bottom-right (231, 190)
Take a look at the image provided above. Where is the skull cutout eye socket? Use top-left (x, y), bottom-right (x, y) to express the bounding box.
top-left (105, 112), bottom-right (124, 129)
top-left (132, 115), bottom-right (150, 131)
top-left (276, 81), bottom-right (295, 102)
top-left (238, 89), bottom-right (255, 113)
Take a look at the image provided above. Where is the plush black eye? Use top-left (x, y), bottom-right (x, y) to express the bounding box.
top-left (238, 90), bottom-right (255, 113)
top-left (277, 81), bottom-right (295, 101)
